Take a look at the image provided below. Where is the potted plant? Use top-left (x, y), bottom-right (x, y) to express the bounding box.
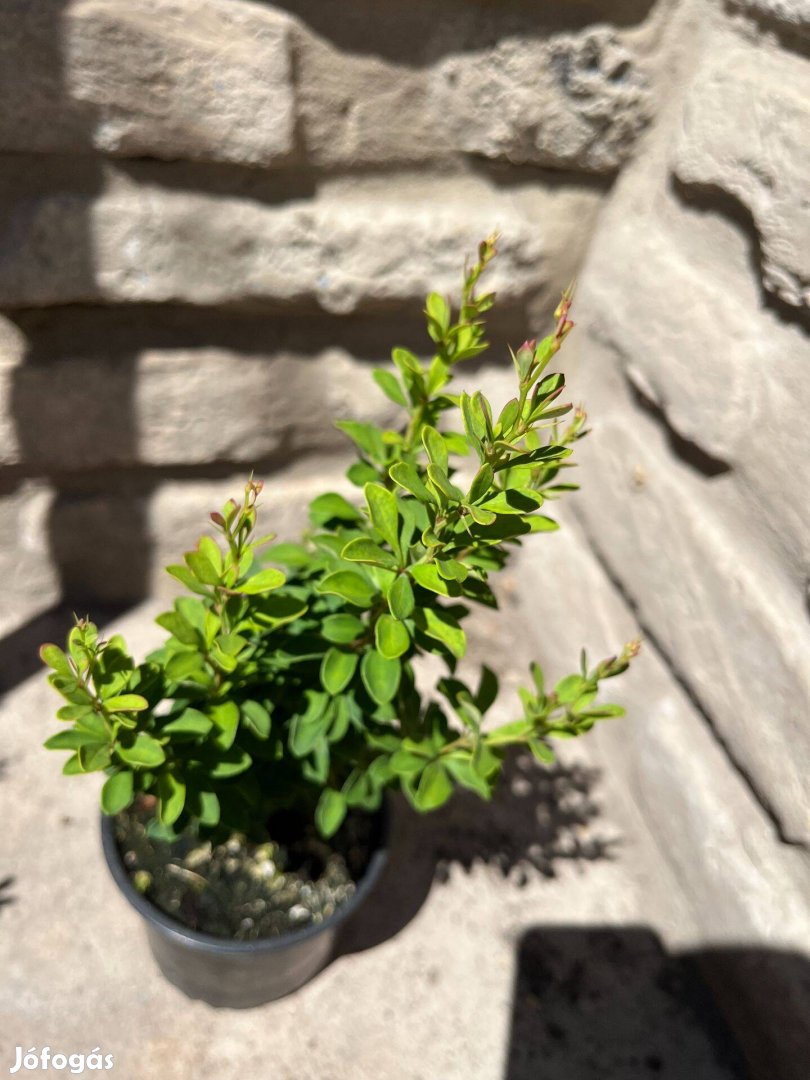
top-left (40, 237), bottom-right (638, 1007)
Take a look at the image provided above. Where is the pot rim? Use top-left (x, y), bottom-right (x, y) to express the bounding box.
top-left (100, 802), bottom-right (389, 955)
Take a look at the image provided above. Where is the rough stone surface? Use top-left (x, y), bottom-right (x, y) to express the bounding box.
top-left (511, 521), bottom-right (810, 1079)
top-left (0, 482), bottom-right (60, 639)
top-left (292, 34), bottom-right (439, 167)
top-left (0, 0), bottom-right (295, 163)
top-left (0, 2), bottom-right (658, 172)
top-left (728, 0), bottom-right (810, 35)
top-left (436, 28), bottom-right (653, 173)
top-left (1, 0), bottom-right (810, 1073)
top-left (4, 346), bottom-right (396, 469)
top-left (673, 36), bottom-right (810, 310)
top-left (574, 399), bottom-right (810, 843)
top-left (0, 169), bottom-right (598, 312)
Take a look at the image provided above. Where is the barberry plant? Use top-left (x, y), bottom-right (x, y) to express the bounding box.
top-left (41, 237), bottom-right (639, 839)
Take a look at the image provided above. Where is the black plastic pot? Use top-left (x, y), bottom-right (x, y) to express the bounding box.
top-left (100, 807), bottom-right (389, 1008)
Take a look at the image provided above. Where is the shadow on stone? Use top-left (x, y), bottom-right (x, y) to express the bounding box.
top-left (0, 875), bottom-right (15, 915)
top-left (274, 0), bottom-right (659, 66)
top-left (0, 760), bottom-right (13, 914)
top-left (503, 927), bottom-right (810, 1080)
top-left (334, 752), bottom-right (614, 958)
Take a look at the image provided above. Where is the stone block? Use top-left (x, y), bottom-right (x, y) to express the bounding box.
top-left (728, 0), bottom-right (810, 36)
top-left (0, 170), bottom-right (600, 311)
top-left (435, 28), bottom-right (653, 173)
top-left (0, 481), bottom-right (60, 638)
top-left (569, 390), bottom-right (810, 844)
top-left (5, 345), bottom-right (397, 470)
top-left (0, 0), bottom-right (295, 164)
top-left (673, 38), bottom-right (810, 310)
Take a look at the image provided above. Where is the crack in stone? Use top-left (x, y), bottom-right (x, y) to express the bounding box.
top-left (623, 370), bottom-right (732, 478)
top-left (572, 509), bottom-right (806, 851)
top-left (669, 175), bottom-right (810, 334)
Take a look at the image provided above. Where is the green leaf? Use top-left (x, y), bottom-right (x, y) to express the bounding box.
top-left (321, 648), bottom-right (359, 695)
top-left (422, 425), bottom-right (449, 473)
top-left (410, 563), bottom-right (460, 597)
top-left (494, 445), bottom-right (572, 472)
top-left (77, 742), bottom-right (112, 772)
top-left (460, 390), bottom-right (487, 444)
top-left (217, 633), bottom-right (247, 658)
top-left (316, 571), bottom-right (377, 608)
top-left (166, 564), bottom-right (210, 596)
top-left (62, 754), bottom-right (83, 776)
top-left (389, 462), bottom-right (433, 503)
top-left (577, 704), bottom-right (626, 719)
top-left (360, 650), bottom-right (401, 705)
top-left (185, 549), bottom-right (220, 586)
top-left (525, 515), bottom-right (559, 533)
top-left (497, 397), bottom-right (520, 437)
top-left (444, 755), bottom-right (492, 799)
top-left (289, 693), bottom-right (332, 757)
top-left (315, 788), bottom-right (347, 839)
top-left (44, 730), bottom-right (106, 751)
top-left (486, 719), bottom-right (534, 746)
top-left (528, 740), bottom-right (556, 764)
top-left (209, 748), bottom-right (252, 778)
top-left (176, 598), bottom-right (206, 632)
top-left (264, 542), bottom-right (311, 568)
top-left (335, 420), bottom-right (386, 463)
top-left (198, 535), bottom-right (223, 573)
top-left (372, 368), bottom-right (407, 406)
top-left (309, 492), bottom-right (361, 526)
top-left (103, 693), bottom-right (148, 712)
top-left (251, 593), bottom-right (308, 630)
top-left (165, 650), bottom-right (206, 680)
top-left (236, 568), bottom-right (286, 595)
top-left (158, 773), bottom-right (186, 827)
top-left (418, 607), bottom-right (466, 659)
top-left (388, 575), bottom-right (415, 620)
top-left (347, 460), bottom-right (379, 487)
top-left (341, 537), bottom-right (399, 569)
top-left (162, 709), bottom-right (213, 739)
top-left (210, 700), bottom-right (240, 750)
top-left (425, 292), bottom-right (450, 340)
top-left (364, 483), bottom-right (400, 553)
top-left (55, 703), bottom-right (94, 722)
top-left (555, 674), bottom-right (588, 703)
top-left (39, 643), bottom-right (72, 676)
top-left (322, 613), bottom-right (366, 644)
top-left (391, 346), bottom-right (422, 376)
top-left (100, 770), bottom-right (135, 814)
top-left (196, 791), bottom-right (221, 827)
top-left (436, 558), bottom-right (467, 582)
top-left (427, 464), bottom-right (464, 504)
top-left (155, 610), bottom-right (199, 645)
top-left (375, 614), bottom-right (410, 659)
top-left (467, 505), bottom-right (497, 526)
top-left (469, 464), bottom-right (494, 503)
top-left (241, 700), bottom-right (273, 739)
top-left (389, 749), bottom-right (427, 776)
top-left (414, 761), bottom-right (453, 811)
top-left (117, 733), bottom-right (166, 769)
top-left (467, 514), bottom-right (531, 543)
top-left (481, 489), bottom-right (543, 515)
top-left (209, 643), bottom-right (237, 673)
top-left (530, 661), bottom-right (545, 697)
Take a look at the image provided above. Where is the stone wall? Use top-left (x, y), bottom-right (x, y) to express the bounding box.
top-left (0, 0), bottom-right (807, 849)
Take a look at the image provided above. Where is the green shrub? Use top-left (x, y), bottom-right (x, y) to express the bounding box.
top-left (41, 236), bottom-right (638, 840)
